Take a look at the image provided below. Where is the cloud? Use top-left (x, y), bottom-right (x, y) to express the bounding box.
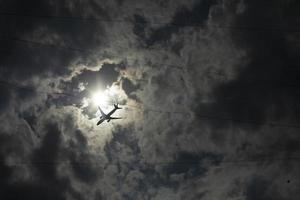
top-left (0, 0), bottom-right (107, 82)
top-left (146, 0), bottom-right (218, 46)
top-left (0, 0), bottom-right (300, 199)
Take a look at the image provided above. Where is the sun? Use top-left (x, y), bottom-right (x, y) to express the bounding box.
top-left (90, 85), bottom-right (120, 108)
top-left (91, 85), bottom-right (119, 108)
top-left (92, 91), bottom-right (109, 107)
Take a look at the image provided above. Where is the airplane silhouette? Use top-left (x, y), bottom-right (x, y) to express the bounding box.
top-left (97, 104), bottom-right (122, 125)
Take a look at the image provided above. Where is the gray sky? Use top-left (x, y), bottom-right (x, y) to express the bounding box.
top-left (0, 0), bottom-right (299, 199)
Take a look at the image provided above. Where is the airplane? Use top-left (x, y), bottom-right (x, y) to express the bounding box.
top-left (97, 104), bottom-right (122, 125)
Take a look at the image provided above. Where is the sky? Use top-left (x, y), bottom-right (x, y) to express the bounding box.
top-left (0, 0), bottom-right (300, 199)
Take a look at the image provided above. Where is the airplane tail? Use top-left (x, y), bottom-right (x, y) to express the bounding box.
top-left (114, 104), bottom-right (122, 109)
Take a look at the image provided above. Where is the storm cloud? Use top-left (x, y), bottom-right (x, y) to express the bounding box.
top-left (0, 0), bottom-right (299, 199)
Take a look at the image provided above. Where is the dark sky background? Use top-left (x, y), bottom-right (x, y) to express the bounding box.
top-left (0, 0), bottom-right (300, 199)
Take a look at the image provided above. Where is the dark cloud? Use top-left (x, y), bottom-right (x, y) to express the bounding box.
top-left (31, 123), bottom-right (61, 179)
top-left (245, 176), bottom-right (282, 200)
top-left (0, 181), bottom-right (67, 200)
top-left (0, 0), bottom-right (107, 81)
top-left (104, 124), bottom-right (141, 164)
top-left (195, 0), bottom-right (300, 130)
top-left (0, 125), bottom-right (71, 200)
top-left (70, 155), bottom-right (99, 184)
top-left (164, 151), bottom-right (223, 179)
top-left (1, 0), bottom-right (300, 199)
top-left (134, 0), bottom-right (218, 46)
top-left (20, 109), bottom-right (38, 131)
top-left (68, 130), bottom-right (99, 183)
top-left (0, 134), bottom-right (14, 180)
top-left (132, 14), bottom-right (148, 42)
top-left (0, 84), bottom-right (11, 112)
top-left (121, 77), bottom-right (140, 101)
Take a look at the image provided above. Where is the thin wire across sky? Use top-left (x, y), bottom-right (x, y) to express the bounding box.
top-left (1, 11), bottom-right (300, 127)
top-left (1, 79), bottom-right (300, 130)
top-left (1, 11), bottom-right (299, 32)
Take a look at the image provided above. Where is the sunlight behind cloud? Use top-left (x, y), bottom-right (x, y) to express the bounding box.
top-left (91, 85), bottom-right (120, 108)
top-left (92, 91), bottom-right (108, 107)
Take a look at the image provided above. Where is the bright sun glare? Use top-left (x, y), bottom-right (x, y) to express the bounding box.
top-left (91, 86), bottom-right (119, 108)
top-left (92, 91), bottom-right (108, 107)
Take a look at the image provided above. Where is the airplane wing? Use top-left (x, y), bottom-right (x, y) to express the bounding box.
top-left (98, 106), bottom-right (106, 117)
top-left (97, 118), bottom-right (105, 125)
top-left (108, 117), bottom-right (122, 120)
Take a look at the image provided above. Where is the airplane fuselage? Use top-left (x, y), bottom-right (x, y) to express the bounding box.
top-left (101, 108), bottom-right (117, 121)
top-left (97, 104), bottom-right (122, 125)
